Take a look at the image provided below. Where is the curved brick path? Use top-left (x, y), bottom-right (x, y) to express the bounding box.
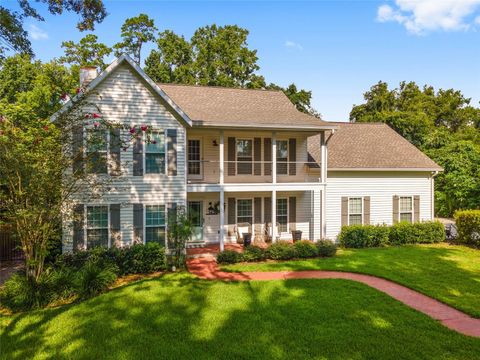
top-left (187, 257), bottom-right (480, 338)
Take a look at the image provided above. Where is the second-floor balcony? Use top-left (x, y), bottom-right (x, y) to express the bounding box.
top-left (186, 130), bottom-right (324, 185)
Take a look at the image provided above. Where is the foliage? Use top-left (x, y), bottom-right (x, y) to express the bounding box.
top-left (60, 34), bottom-right (112, 70)
top-left (55, 243), bottom-right (166, 275)
top-left (0, 0), bottom-right (107, 59)
top-left (113, 14), bottom-right (157, 65)
top-left (454, 210), bottom-right (480, 247)
top-left (316, 239), bottom-right (337, 257)
top-left (0, 268), bottom-right (75, 311)
top-left (338, 225), bottom-right (390, 248)
top-left (167, 207), bottom-right (193, 269)
top-left (73, 259), bottom-right (117, 299)
top-left (293, 240), bottom-right (318, 258)
top-left (242, 245), bottom-right (266, 262)
top-left (216, 250), bottom-right (244, 264)
top-left (389, 221), bottom-right (445, 245)
top-left (265, 241), bottom-right (296, 260)
top-left (144, 24), bottom-right (321, 117)
top-left (350, 81), bottom-right (480, 216)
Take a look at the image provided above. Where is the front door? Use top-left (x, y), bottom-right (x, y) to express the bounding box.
top-left (188, 201), bottom-right (203, 241)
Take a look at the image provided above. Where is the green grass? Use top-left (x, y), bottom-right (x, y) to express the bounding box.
top-left (222, 243), bottom-right (480, 318)
top-left (1, 273), bottom-right (479, 359)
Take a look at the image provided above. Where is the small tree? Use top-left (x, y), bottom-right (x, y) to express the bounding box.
top-left (166, 207), bottom-right (193, 270)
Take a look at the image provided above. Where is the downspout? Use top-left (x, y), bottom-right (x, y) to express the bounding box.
top-left (430, 171), bottom-right (439, 220)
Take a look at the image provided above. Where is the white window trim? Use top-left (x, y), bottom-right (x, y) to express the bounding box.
top-left (235, 138), bottom-right (254, 175)
top-left (83, 128), bottom-right (110, 174)
top-left (347, 197), bottom-right (364, 226)
top-left (187, 137), bottom-right (203, 179)
top-left (236, 198), bottom-right (254, 225)
top-left (143, 204), bottom-right (167, 245)
top-left (399, 195), bottom-right (414, 223)
top-left (143, 131), bottom-right (167, 176)
top-left (84, 204), bottom-right (110, 249)
top-left (276, 197), bottom-right (289, 233)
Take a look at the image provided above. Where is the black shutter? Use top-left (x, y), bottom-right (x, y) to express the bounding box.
top-left (289, 197), bottom-right (296, 223)
top-left (264, 197), bottom-right (272, 223)
top-left (110, 128), bottom-right (121, 176)
top-left (227, 198), bottom-right (236, 224)
top-left (133, 203), bottom-right (143, 243)
top-left (254, 137), bottom-right (261, 175)
top-left (73, 204), bottom-right (84, 251)
top-left (254, 197), bottom-right (262, 223)
top-left (110, 204), bottom-right (121, 247)
top-left (72, 125), bottom-right (84, 175)
top-left (133, 133), bottom-right (143, 176)
top-left (264, 138), bottom-right (272, 176)
top-left (228, 137), bottom-right (236, 176)
top-left (167, 129), bottom-right (177, 176)
top-left (289, 138), bottom-right (296, 176)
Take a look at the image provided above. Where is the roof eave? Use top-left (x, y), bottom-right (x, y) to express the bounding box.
top-left (326, 167), bottom-right (444, 172)
top-left (192, 121), bottom-right (338, 131)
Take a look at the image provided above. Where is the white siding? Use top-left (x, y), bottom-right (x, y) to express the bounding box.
top-left (64, 64), bottom-right (186, 251)
top-left (325, 171), bottom-right (434, 239)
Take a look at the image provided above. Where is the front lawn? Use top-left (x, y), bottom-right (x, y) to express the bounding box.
top-left (222, 243), bottom-right (480, 318)
top-left (1, 274), bottom-right (479, 359)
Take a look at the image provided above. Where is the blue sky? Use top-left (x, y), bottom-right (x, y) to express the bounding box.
top-left (8, 0), bottom-right (480, 121)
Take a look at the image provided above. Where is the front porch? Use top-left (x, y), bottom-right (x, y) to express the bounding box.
top-left (187, 189), bottom-right (323, 248)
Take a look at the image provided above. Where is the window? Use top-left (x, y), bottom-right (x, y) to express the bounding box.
top-left (86, 206), bottom-right (109, 248)
top-left (237, 199), bottom-right (253, 225)
top-left (86, 129), bottom-right (108, 173)
top-left (276, 198), bottom-right (288, 232)
top-left (399, 196), bottom-right (413, 223)
top-left (348, 198), bottom-right (363, 225)
top-left (188, 139), bottom-right (201, 176)
top-left (145, 205), bottom-right (166, 244)
top-left (236, 139), bottom-right (253, 174)
top-left (276, 140), bottom-right (288, 175)
top-left (145, 132), bottom-right (165, 174)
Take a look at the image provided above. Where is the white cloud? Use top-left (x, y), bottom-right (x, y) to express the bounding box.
top-left (284, 40), bottom-right (303, 51)
top-left (377, 0), bottom-right (480, 34)
top-left (29, 24), bottom-right (48, 40)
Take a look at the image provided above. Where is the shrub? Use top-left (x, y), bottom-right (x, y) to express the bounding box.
top-left (265, 241), bottom-right (295, 260)
top-left (293, 240), bottom-right (318, 258)
top-left (216, 250), bottom-right (244, 264)
top-left (389, 221), bottom-right (445, 245)
top-left (0, 268), bottom-right (75, 311)
top-left (316, 239), bottom-right (337, 257)
top-left (242, 246), bottom-right (266, 262)
top-left (455, 210), bottom-right (480, 247)
top-left (74, 260), bottom-right (117, 299)
top-left (338, 225), bottom-right (390, 248)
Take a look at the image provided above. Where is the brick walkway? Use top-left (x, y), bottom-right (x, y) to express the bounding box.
top-left (186, 257), bottom-right (480, 338)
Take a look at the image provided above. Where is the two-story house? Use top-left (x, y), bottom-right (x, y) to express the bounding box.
top-left (58, 55), bottom-right (442, 252)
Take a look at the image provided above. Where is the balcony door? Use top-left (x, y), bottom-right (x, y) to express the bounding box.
top-left (187, 139), bottom-right (202, 179)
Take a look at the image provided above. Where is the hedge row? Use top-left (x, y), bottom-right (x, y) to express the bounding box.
top-left (454, 210), bottom-right (480, 247)
top-left (216, 240), bottom-right (336, 264)
top-left (338, 221), bottom-right (445, 248)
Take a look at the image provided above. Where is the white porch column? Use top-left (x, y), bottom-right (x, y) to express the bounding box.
top-left (219, 130), bottom-right (225, 251)
top-left (272, 131), bottom-right (277, 184)
top-left (271, 190), bottom-right (277, 241)
top-left (219, 130), bottom-right (224, 185)
top-left (220, 189), bottom-right (225, 251)
top-left (320, 132), bottom-right (327, 239)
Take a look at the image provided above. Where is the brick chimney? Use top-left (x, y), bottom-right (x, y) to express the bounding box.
top-left (79, 66), bottom-right (98, 87)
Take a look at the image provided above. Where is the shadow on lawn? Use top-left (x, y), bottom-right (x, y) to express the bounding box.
top-left (2, 272), bottom-right (480, 360)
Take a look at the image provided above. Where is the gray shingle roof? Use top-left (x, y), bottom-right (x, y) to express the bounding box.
top-left (308, 123), bottom-right (443, 171)
top-left (159, 83), bottom-right (334, 129)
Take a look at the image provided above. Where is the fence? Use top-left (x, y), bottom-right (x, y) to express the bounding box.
top-left (0, 228), bottom-right (24, 261)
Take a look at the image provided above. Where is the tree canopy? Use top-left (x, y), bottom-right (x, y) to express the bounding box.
top-left (59, 34), bottom-right (112, 70)
top-left (0, 0), bottom-right (107, 59)
top-left (113, 14), bottom-right (157, 65)
top-left (350, 81), bottom-right (480, 216)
